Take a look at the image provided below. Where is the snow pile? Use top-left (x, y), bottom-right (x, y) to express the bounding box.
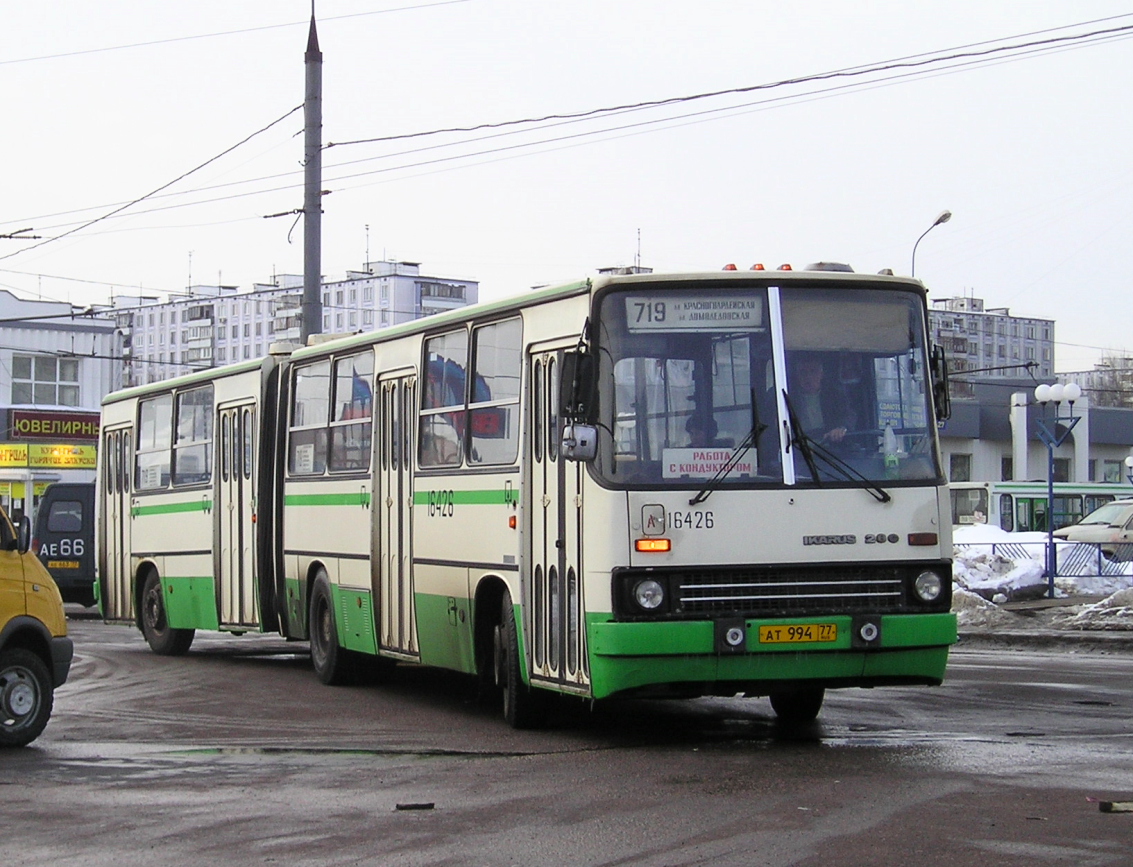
top-left (952, 525), bottom-right (1047, 602)
top-left (952, 586), bottom-right (1018, 628)
top-left (1059, 588), bottom-right (1133, 631)
top-left (952, 524), bottom-right (1133, 601)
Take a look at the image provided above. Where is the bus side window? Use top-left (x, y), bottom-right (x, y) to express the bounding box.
top-left (419, 330), bottom-right (468, 468)
top-left (468, 317), bottom-right (521, 466)
top-left (999, 494), bottom-right (1014, 532)
top-left (289, 361), bottom-right (331, 475)
top-left (136, 394), bottom-right (173, 490)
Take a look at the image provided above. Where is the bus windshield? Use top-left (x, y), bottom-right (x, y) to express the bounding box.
top-left (593, 282), bottom-right (941, 489)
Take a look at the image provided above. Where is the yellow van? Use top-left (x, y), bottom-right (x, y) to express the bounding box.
top-left (0, 504), bottom-right (73, 747)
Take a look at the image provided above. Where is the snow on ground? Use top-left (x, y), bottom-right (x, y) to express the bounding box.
top-left (951, 524), bottom-right (1133, 629)
top-left (1059, 588), bottom-right (1133, 630)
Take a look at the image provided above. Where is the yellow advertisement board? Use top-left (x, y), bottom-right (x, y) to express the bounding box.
top-left (0, 444), bottom-right (29, 467)
top-left (28, 444), bottom-right (97, 469)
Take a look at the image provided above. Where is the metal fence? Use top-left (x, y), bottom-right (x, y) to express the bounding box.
top-left (953, 541), bottom-right (1133, 578)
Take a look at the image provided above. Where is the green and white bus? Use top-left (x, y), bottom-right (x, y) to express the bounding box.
top-left (97, 267), bottom-right (957, 727)
top-left (950, 480), bottom-right (1133, 533)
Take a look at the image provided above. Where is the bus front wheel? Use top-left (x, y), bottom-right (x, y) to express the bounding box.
top-left (495, 592), bottom-right (548, 729)
top-left (769, 687), bottom-right (825, 725)
top-left (140, 571), bottom-right (194, 656)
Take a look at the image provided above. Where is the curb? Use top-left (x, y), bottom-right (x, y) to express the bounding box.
top-left (957, 629), bottom-right (1133, 653)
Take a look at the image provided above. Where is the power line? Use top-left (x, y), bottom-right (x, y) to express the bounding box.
top-left (10, 16), bottom-right (1132, 235)
top-left (0, 1), bottom-right (471, 66)
top-left (0, 105), bottom-right (302, 264)
top-left (328, 18), bottom-right (1133, 148)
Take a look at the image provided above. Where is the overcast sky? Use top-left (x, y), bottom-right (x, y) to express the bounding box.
top-left (3, 1), bottom-right (1131, 371)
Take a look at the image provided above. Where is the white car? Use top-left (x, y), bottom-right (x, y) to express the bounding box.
top-left (1052, 498), bottom-right (1133, 559)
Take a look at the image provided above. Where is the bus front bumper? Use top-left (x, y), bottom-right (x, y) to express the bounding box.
top-left (585, 612), bottom-right (957, 700)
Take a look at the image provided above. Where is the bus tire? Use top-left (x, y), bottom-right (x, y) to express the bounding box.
top-left (496, 591), bottom-right (548, 729)
top-left (0, 648), bottom-right (54, 748)
top-left (769, 687), bottom-right (825, 725)
top-left (309, 571), bottom-right (350, 685)
top-left (140, 571), bottom-right (195, 656)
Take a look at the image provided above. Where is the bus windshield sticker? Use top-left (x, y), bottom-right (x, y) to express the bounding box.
top-left (625, 296), bottom-right (763, 332)
top-left (663, 448), bottom-right (754, 479)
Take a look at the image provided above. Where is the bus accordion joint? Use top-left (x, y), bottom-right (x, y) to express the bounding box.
top-left (635, 538), bottom-right (671, 553)
top-left (907, 532), bottom-right (938, 546)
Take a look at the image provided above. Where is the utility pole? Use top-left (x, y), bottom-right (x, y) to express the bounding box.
top-left (300, 7), bottom-right (323, 345)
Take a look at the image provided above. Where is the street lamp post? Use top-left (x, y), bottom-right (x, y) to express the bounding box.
top-left (911, 210), bottom-right (952, 278)
top-left (1125, 455), bottom-right (1133, 486)
top-left (1033, 382), bottom-right (1082, 598)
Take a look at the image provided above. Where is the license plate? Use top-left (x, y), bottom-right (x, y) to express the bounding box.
top-left (47, 560), bottom-right (80, 569)
top-left (758, 623), bottom-right (837, 644)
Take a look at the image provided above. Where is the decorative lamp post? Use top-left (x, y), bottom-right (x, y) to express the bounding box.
top-left (1034, 381), bottom-right (1082, 598)
top-left (1125, 455), bottom-right (1133, 486)
top-left (911, 210), bottom-right (952, 278)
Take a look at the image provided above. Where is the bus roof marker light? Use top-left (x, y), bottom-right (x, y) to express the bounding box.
top-left (778, 264), bottom-right (792, 270)
top-left (750, 263), bottom-right (765, 271)
top-left (722, 264), bottom-right (738, 271)
top-left (635, 538), bottom-right (671, 553)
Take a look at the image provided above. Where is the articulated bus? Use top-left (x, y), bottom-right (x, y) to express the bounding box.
top-left (97, 268), bottom-right (957, 727)
top-left (950, 480), bottom-right (1133, 533)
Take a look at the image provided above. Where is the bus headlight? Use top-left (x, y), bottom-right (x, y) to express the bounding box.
top-left (633, 579), bottom-right (665, 611)
top-left (913, 571), bottom-right (943, 602)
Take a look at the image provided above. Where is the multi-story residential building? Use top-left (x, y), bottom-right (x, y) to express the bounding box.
top-left (116, 261), bottom-right (478, 386)
top-left (0, 291), bottom-right (117, 518)
top-left (928, 296), bottom-right (1054, 398)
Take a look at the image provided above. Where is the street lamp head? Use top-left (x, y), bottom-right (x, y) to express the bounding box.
top-left (933, 210), bottom-right (952, 227)
top-left (1063, 382), bottom-right (1082, 403)
top-left (1049, 383), bottom-right (1065, 403)
top-left (1125, 455), bottom-right (1133, 470)
top-left (1034, 383), bottom-right (1052, 404)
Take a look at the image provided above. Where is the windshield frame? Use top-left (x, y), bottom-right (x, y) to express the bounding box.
top-left (588, 276), bottom-right (945, 492)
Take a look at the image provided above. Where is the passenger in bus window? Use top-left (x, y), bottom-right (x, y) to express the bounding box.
top-left (791, 356), bottom-right (849, 444)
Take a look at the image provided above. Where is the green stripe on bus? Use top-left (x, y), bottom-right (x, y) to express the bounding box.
top-left (284, 492), bottom-right (372, 507)
top-left (412, 490), bottom-right (515, 506)
top-left (131, 500), bottom-right (212, 517)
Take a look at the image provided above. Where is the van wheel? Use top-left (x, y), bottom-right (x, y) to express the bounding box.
top-left (140, 571), bottom-right (195, 656)
top-left (309, 570), bottom-right (351, 685)
top-left (0, 648), bottom-right (54, 748)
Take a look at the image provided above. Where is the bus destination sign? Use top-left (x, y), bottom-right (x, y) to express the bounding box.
top-left (626, 295), bottom-right (763, 332)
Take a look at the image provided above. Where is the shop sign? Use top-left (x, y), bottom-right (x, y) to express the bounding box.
top-left (11, 410), bottom-right (100, 441)
top-left (29, 444), bottom-right (97, 469)
top-left (0, 444), bottom-right (29, 467)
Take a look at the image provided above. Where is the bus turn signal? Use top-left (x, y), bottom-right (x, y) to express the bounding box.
top-left (635, 538), bottom-right (671, 553)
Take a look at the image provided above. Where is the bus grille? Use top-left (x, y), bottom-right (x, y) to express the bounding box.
top-left (674, 566), bottom-right (906, 616)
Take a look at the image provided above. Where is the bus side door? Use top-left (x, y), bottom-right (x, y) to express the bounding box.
top-left (99, 426), bottom-right (133, 621)
top-left (376, 372), bottom-right (419, 658)
top-left (216, 401), bottom-right (258, 627)
top-left (527, 347), bottom-right (588, 692)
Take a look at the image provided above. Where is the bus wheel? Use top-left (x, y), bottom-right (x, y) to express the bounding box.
top-left (769, 687), bottom-right (825, 725)
top-left (309, 571), bottom-right (350, 685)
top-left (140, 571), bottom-right (194, 656)
top-left (0, 648), bottom-right (54, 748)
top-left (495, 591), bottom-right (548, 729)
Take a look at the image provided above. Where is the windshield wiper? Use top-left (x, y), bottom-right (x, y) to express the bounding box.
top-left (689, 389), bottom-right (767, 506)
top-left (781, 390), bottom-right (891, 504)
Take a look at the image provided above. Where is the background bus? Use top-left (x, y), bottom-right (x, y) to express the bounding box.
top-left (950, 480), bottom-right (1133, 533)
top-left (98, 268), bottom-right (957, 728)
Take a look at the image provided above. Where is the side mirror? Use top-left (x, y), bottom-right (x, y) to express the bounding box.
top-left (559, 350), bottom-right (597, 425)
top-left (930, 344), bottom-right (951, 421)
top-left (17, 515), bottom-right (32, 555)
top-left (561, 423), bottom-right (598, 463)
